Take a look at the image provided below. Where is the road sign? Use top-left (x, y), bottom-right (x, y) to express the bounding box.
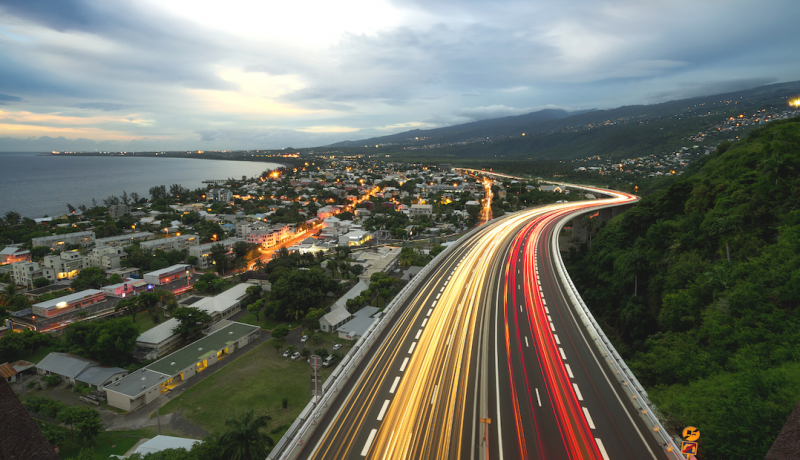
top-left (480, 418), bottom-right (491, 424)
top-left (309, 354), bottom-right (322, 371)
top-left (682, 426), bottom-right (700, 441)
top-left (681, 441), bottom-right (698, 456)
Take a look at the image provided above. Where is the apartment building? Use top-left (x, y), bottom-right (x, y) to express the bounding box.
top-left (94, 232), bottom-right (153, 248)
top-left (140, 234), bottom-right (199, 254)
top-left (31, 231), bottom-right (96, 250)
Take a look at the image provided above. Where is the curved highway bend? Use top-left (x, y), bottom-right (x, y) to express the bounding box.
top-left (298, 190), bottom-right (668, 460)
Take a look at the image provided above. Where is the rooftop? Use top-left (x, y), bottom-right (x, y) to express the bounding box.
top-left (136, 318), bottom-right (180, 346)
top-left (33, 289), bottom-right (104, 311)
top-left (144, 264), bottom-right (192, 277)
top-left (105, 368), bottom-right (170, 398)
top-left (147, 322), bottom-right (259, 376)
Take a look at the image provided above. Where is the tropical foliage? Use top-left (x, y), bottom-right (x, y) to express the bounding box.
top-left (566, 116), bottom-right (800, 459)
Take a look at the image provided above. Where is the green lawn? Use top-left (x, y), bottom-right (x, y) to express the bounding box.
top-left (159, 340), bottom-right (332, 438)
top-left (128, 309), bottom-right (168, 334)
top-left (33, 420), bottom-right (180, 460)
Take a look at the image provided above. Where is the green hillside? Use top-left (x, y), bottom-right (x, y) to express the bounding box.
top-left (566, 116), bottom-right (800, 459)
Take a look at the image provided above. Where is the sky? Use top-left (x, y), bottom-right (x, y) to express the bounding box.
top-left (1, 0), bottom-right (799, 152)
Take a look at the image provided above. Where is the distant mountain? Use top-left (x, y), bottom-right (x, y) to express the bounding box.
top-left (330, 108), bottom-right (590, 147)
top-left (329, 80), bottom-right (800, 160)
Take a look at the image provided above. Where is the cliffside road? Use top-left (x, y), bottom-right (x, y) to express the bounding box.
top-left (297, 188), bottom-right (670, 460)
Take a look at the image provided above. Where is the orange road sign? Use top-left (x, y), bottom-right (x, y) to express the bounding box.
top-left (480, 418), bottom-right (492, 424)
top-left (682, 426), bottom-right (700, 441)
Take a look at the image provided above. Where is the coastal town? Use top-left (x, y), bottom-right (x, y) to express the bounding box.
top-left (0, 158), bottom-right (583, 458)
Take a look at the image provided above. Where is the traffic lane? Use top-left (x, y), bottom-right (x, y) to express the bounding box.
top-left (535, 215), bottom-right (666, 460)
top-left (516, 220), bottom-right (601, 460)
top-left (304, 237), bottom-right (475, 459)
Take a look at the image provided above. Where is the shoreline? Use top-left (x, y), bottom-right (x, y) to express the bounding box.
top-left (34, 152), bottom-right (293, 169)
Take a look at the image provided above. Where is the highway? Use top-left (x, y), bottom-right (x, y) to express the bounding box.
top-left (298, 189), bottom-right (670, 460)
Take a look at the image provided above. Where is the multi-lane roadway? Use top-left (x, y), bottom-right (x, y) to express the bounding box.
top-left (298, 189), bottom-right (669, 460)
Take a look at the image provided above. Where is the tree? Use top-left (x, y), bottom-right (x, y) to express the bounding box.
top-left (115, 298), bottom-right (144, 322)
top-left (300, 348), bottom-right (311, 360)
top-left (210, 243), bottom-right (229, 273)
top-left (108, 273), bottom-right (123, 284)
top-left (622, 247), bottom-right (648, 297)
top-left (3, 211), bottom-right (21, 227)
top-left (66, 203), bottom-right (76, 214)
top-left (248, 300), bottom-right (264, 321)
top-left (708, 215), bottom-right (741, 263)
top-left (187, 255), bottom-right (198, 266)
top-left (172, 307), bottom-right (213, 341)
top-left (217, 409), bottom-right (274, 460)
top-left (31, 276), bottom-right (50, 288)
top-left (272, 341), bottom-right (284, 354)
top-left (70, 267), bottom-right (108, 291)
top-left (138, 291), bottom-right (161, 312)
top-left (76, 407), bottom-right (103, 446)
top-left (271, 324), bottom-right (290, 340)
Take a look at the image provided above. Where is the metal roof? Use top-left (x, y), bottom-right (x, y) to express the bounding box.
top-left (104, 368), bottom-right (171, 398)
top-left (75, 366), bottom-right (128, 387)
top-left (35, 353), bottom-right (97, 379)
top-left (33, 289), bottom-right (104, 310)
top-left (136, 318), bottom-right (180, 346)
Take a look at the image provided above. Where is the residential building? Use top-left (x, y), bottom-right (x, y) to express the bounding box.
top-left (0, 246), bottom-right (31, 265)
top-left (339, 230), bottom-right (372, 247)
top-left (41, 250), bottom-right (89, 281)
top-left (539, 184), bottom-right (563, 193)
top-left (135, 318), bottom-right (183, 360)
top-left (140, 234), bottom-right (199, 254)
top-left (11, 262), bottom-right (56, 288)
top-left (188, 238), bottom-right (241, 269)
top-left (32, 289), bottom-right (105, 318)
top-left (143, 264), bottom-right (194, 286)
top-left (94, 232), bottom-right (153, 248)
top-left (108, 204), bottom-right (131, 219)
top-left (31, 231), bottom-right (95, 250)
top-left (105, 321), bottom-right (260, 411)
top-left (209, 188), bottom-right (233, 202)
top-left (102, 279), bottom-right (147, 298)
top-left (410, 204), bottom-right (433, 216)
top-left (88, 246), bottom-right (127, 270)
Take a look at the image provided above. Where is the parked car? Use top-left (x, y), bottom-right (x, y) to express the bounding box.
top-left (291, 352), bottom-right (301, 360)
top-left (301, 335), bottom-right (308, 342)
top-left (332, 343), bottom-right (342, 351)
top-left (323, 356), bottom-right (334, 367)
top-left (283, 350), bottom-right (290, 358)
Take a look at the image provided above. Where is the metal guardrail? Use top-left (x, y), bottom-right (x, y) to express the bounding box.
top-left (268, 223), bottom-right (488, 460)
top-left (550, 210), bottom-right (683, 459)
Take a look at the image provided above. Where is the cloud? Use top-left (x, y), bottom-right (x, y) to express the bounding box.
top-left (0, 93), bottom-right (23, 105)
top-left (76, 102), bottom-right (137, 111)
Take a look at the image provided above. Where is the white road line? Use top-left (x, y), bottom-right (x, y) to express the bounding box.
top-left (440, 287), bottom-right (444, 293)
top-left (443, 281), bottom-right (448, 286)
top-left (559, 347), bottom-right (566, 359)
top-left (415, 329), bottom-right (422, 340)
top-left (565, 363), bottom-right (574, 378)
top-left (550, 322), bottom-right (556, 332)
top-left (595, 438), bottom-right (611, 460)
top-left (573, 383), bottom-right (583, 401)
top-left (545, 307), bottom-right (549, 314)
top-left (525, 336), bottom-right (529, 347)
top-left (427, 309), bottom-right (433, 317)
top-left (361, 429), bottom-right (378, 456)
top-left (431, 385), bottom-right (438, 405)
top-left (377, 400), bottom-right (390, 421)
top-left (518, 285), bottom-right (521, 289)
top-left (421, 318), bottom-right (428, 327)
top-left (390, 376), bottom-right (400, 394)
top-left (547, 315), bottom-right (553, 322)
top-left (583, 407), bottom-right (596, 429)
top-left (409, 342), bottom-right (417, 354)
top-left (554, 334), bottom-right (560, 344)
top-left (542, 298), bottom-right (547, 305)
top-left (519, 305), bottom-right (523, 312)
top-left (535, 388), bottom-right (542, 406)
top-left (448, 275), bottom-right (451, 280)
top-left (432, 300), bottom-right (437, 307)
top-left (400, 357), bottom-right (409, 372)
top-left (436, 293), bottom-right (441, 300)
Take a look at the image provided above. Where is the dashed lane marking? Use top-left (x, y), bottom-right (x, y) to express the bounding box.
top-left (400, 357), bottom-right (409, 372)
top-left (583, 407), bottom-right (596, 429)
top-left (361, 429), bottom-right (378, 456)
top-left (377, 400), bottom-right (390, 421)
top-left (390, 377), bottom-right (400, 394)
top-left (573, 383), bottom-right (583, 401)
top-left (559, 347), bottom-right (566, 360)
top-left (409, 342), bottom-right (417, 354)
top-left (565, 363), bottom-right (574, 378)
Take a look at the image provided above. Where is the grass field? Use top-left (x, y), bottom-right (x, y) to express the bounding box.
top-left (33, 420), bottom-right (176, 460)
top-left (234, 312), bottom-right (284, 331)
top-left (159, 340), bottom-right (333, 438)
top-left (128, 309), bottom-right (168, 334)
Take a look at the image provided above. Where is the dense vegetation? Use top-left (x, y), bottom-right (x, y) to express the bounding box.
top-left (566, 116), bottom-right (800, 459)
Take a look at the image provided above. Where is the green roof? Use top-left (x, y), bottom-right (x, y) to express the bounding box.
top-left (147, 322), bottom-right (259, 376)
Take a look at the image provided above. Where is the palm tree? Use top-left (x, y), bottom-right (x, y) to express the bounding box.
top-left (708, 215), bottom-right (740, 263)
top-left (760, 153), bottom-right (785, 185)
top-left (0, 283), bottom-right (19, 307)
top-left (218, 409), bottom-right (274, 460)
top-left (623, 249), bottom-right (648, 297)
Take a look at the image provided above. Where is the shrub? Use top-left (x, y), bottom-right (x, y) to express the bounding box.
top-left (42, 374), bottom-right (61, 387)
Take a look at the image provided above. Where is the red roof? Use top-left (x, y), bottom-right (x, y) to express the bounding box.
top-left (0, 362), bottom-right (17, 379)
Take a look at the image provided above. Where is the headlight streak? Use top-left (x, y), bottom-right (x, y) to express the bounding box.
top-left (310, 188), bottom-right (638, 460)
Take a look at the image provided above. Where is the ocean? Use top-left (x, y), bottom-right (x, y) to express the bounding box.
top-left (0, 152), bottom-right (283, 218)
